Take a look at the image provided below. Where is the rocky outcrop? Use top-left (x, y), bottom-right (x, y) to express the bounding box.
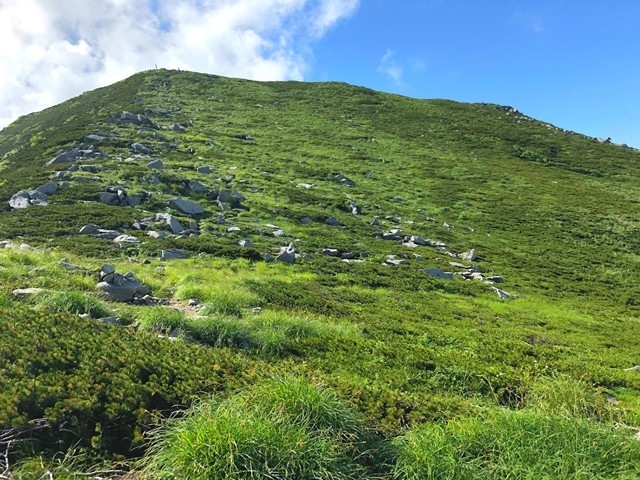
top-left (275, 243), bottom-right (296, 264)
top-left (46, 143), bottom-right (106, 165)
top-left (99, 187), bottom-right (146, 207)
top-left (110, 111), bottom-right (156, 127)
top-left (96, 265), bottom-right (149, 302)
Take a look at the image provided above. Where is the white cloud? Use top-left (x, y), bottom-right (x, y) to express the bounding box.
top-left (0, 0), bottom-right (360, 129)
top-left (378, 49), bottom-right (404, 85)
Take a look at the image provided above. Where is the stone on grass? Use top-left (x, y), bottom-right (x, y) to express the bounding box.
top-left (493, 287), bottom-right (515, 299)
top-left (275, 243), bottom-right (296, 264)
top-left (197, 166), bottom-right (211, 174)
top-left (381, 229), bottom-right (404, 241)
top-left (325, 216), bottom-right (340, 226)
top-left (460, 249), bottom-right (477, 261)
top-left (35, 182), bottom-right (59, 195)
top-left (146, 159), bottom-right (164, 170)
top-left (238, 239), bottom-right (253, 248)
top-left (169, 197), bottom-right (204, 215)
top-left (334, 173), bottom-right (355, 187)
top-left (131, 142), bottom-right (152, 155)
top-left (424, 268), bottom-right (454, 280)
top-left (79, 224), bottom-right (99, 235)
top-left (12, 288), bottom-right (45, 299)
top-left (161, 249), bottom-right (189, 260)
top-left (113, 235), bottom-right (140, 244)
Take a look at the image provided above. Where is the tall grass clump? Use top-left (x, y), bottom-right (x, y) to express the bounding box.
top-left (141, 377), bottom-right (379, 479)
top-left (34, 290), bottom-right (112, 319)
top-left (392, 409), bottom-right (640, 479)
top-left (136, 306), bottom-right (187, 331)
top-left (525, 375), bottom-right (621, 422)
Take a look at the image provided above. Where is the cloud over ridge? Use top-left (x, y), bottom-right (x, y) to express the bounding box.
top-left (0, 0), bottom-right (359, 129)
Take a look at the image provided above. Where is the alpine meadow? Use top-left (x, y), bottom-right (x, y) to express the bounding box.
top-left (1, 69), bottom-right (639, 478)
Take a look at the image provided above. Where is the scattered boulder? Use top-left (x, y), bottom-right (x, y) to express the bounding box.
top-left (46, 143), bottom-right (106, 165)
top-left (460, 249), bottom-right (477, 261)
top-left (493, 287), bottom-right (515, 299)
top-left (424, 268), bottom-right (454, 280)
top-left (385, 255), bottom-right (408, 266)
top-left (155, 213), bottom-right (184, 234)
top-left (113, 235), bottom-right (140, 244)
top-left (99, 187), bottom-right (145, 207)
top-left (97, 267), bottom-right (148, 302)
top-left (322, 248), bottom-right (340, 257)
top-left (161, 249), bottom-right (189, 260)
top-left (169, 197), bottom-right (205, 215)
top-left (92, 229), bottom-right (120, 240)
top-left (381, 229), bottom-right (404, 241)
top-left (110, 111), bottom-right (155, 127)
top-left (197, 166), bottom-right (212, 174)
top-left (9, 190), bottom-right (48, 209)
top-left (59, 258), bottom-right (91, 273)
top-left (325, 216), bottom-right (341, 226)
top-left (238, 239), bottom-right (253, 248)
top-left (188, 180), bottom-right (207, 193)
top-left (146, 159), bottom-right (164, 170)
top-left (275, 243), bottom-right (296, 264)
top-left (131, 142), bottom-right (152, 155)
top-left (12, 287), bottom-right (45, 299)
top-left (35, 182), bottom-right (59, 195)
top-left (347, 200), bottom-right (360, 215)
top-left (334, 173), bottom-right (355, 187)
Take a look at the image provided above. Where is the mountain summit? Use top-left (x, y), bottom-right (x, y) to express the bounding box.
top-left (1, 69), bottom-right (639, 477)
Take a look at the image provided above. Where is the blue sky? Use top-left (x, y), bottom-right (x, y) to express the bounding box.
top-left (1, 0), bottom-right (638, 148)
top-left (310, 0), bottom-right (640, 147)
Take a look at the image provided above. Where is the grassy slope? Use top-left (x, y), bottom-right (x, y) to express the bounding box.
top-left (1, 69), bottom-right (639, 474)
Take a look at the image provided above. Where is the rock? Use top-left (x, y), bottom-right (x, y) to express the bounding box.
top-left (410, 236), bottom-right (428, 246)
top-left (216, 214), bottom-right (226, 224)
top-left (460, 249), bottom-right (477, 261)
top-left (322, 248), bottom-right (340, 257)
top-left (169, 197), bottom-right (205, 215)
top-left (45, 143), bottom-right (105, 165)
top-left (35, 182), bottom-right (59, 195)
top-left (131, 143), bottom-right (152, 154)
top-left (101, 264), bottom-right (116, 275)
top-left (97, 280), bottom-right (142, 302)
top-left (161, 249), bottom-right (189, 260)
top-left (381, 229), bottom-right (404, 241)
top-left (624, 366), bottom-right (640, 373)
top-left (188, 298), bottom-right (199, 307)
top-left (84, 134), bottom-right (105, 143)
top-left (59, 258), bottom-right (90, 272)
top-left (325, 216), bottom-right (340, 226)
top-left (385, 255), bottom-right (408, 266)
top-left (79, 224), bottom-right (99, 235)
top-left (334, 173), bottom-right (355, 187)
top-left (300, 217), bottom-right (312, 224)
top-left (155, 213), bottom-right (184, 234)
top-left (272, 229), bottom-right (286, 237)
top-left (486, 275), bottom-right (504, 283)
top-left (9, 191), bottom-right (35, 209)
top-left (93, 229), bottom-right (120, 240)
top-left (96, 316), bottom-right (119, 325)
top-left (449, 262), bottom-right (466, 268)
top-left (146, 159), bottom-right (164, 170)
top-left (227, 226), bottom-right (241, 233)
top-left (12, 287), bottom-right (45, 299)
top-left (493, 287), bottom-right (515, 299)
top-left (147, 231), bottom-right (167, 239)
top-left (264, 253), bottom-right (274, 262)
top-left (238, 239), bottom-right (253, 248)
top-left (111, 111), bottom-right (155, 127)
top-left (348, 200), bottom-right (360, 215)
top-left (113, 235), bottom-right (140, 244)
top-left (424, 268), bottom-right (454, 280)
top-left (275, 243), bottom-right (296, 264)
top-left (99, 192), bottom-right (118, 205)
top-left (172, 123), bottom-right (186, 133)
top-left (297, 183), bottom-right (313, 189)
top-left (371, 216), bottom-right (380, 226)
top-left (0, 241), bottom-right (11, 249)
top-left (197, 166), bottom-right (212, 174)
top-left (188, 180), bottom-right (207, 192)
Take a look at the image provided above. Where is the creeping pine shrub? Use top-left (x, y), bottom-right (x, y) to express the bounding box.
top-left (392, 410), bottom-right (640, 480)
top-left (141, 377), bottom-right (380, 480)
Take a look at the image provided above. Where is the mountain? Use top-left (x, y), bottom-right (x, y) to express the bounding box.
top-left (1, 69), bottom-right (639, 478)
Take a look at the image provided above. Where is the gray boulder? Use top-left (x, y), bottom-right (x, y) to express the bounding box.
top-left (35, 182), bottom-right (59, 195)
top-left (325, 216), bottom-right (340, 226)
top-left (131, 143), bottom-right (152, 155)
top-left (161, 249), bottom-right (189, 260)
top-left (425, 268), bottom-right (454, 280)
top-left (97, 280), bottom-right (141, 302)
top-left (169, 197), bottom-right (205, 215)
top-left (493, 287), bottom-right (515, 299)
top-left (460, 249), bottom-right (477, 261)
top-left (9, 190), bottom-right (48, 209)
top-left (238, 239), bottom-right (253, 248)
top-left (172, 123), bottom-right (186, 133)
top-left (113, 235), bottom-right (140, 244)
top-left (381, 229), bottom-right (404, 241)
top-left (146, 159), bottom-right (164, 170)
top-left (334, 173), bottom-right (355, 187)
top-left (79, 224), bottom-right (99, 235)
top-left (188, 180), bottom-right (207, 193)
top-left (197, 166), bottom-right (212, 174)
top-left (275, 243), bottom-right (296, 264)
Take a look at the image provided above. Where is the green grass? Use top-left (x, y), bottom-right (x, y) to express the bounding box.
top-left (141, 377), bottom-right (377, 480)
top-left (392, 410), bottom-right (640, 480)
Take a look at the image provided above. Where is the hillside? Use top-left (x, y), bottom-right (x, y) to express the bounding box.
top-left (1, 69), bottom-right (639, 478)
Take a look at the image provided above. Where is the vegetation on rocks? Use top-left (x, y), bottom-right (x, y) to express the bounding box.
top-left (1, 69), bottom-right (639, 477)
